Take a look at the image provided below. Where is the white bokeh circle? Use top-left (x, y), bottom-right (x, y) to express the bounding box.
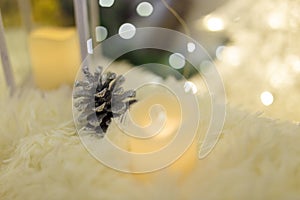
top-left (169, 53), bottom-right (186, 69)
top-left (136, 2), bottom-right (154, 17)
top-left (95, 26), bottom-right (108, 42)
top-left (119, 23), bottom-right (136, 39)
top-left (99, 0), bottom-right (114, 7)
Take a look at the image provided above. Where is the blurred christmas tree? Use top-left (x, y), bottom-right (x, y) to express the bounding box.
top-left (209, 0), bottom-right (300, 121)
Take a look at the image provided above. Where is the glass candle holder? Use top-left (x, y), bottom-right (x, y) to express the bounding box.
top-left (27, 0), bottom-right (81, 89)
top-left (0, 0), bottom-right (31, 92)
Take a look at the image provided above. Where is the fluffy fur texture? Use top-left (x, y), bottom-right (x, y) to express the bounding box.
top-left (0, 83), bottom-right (300, 199)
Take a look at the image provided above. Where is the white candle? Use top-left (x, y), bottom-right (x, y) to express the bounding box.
top-left (28, 27), bottom-right (81, 89)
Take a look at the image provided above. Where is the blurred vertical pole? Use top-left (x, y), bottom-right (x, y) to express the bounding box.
top-left (89, 0), bottom-right (100, 41)
top-left (17, 0), bottom-right (33, 32)
top-left (17, 0), bottom-right (32, 83)
top-left (0, 11), bottom-right (15, 93)
top-left (89, 0), bottom-right (102, 56)
top-left (73, 0), bottom-right (90, 61)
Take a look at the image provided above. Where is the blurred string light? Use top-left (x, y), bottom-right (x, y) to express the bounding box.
top-left (260, 91), bottom-right (274, 106)
top-left (187, 42), bottom-right (196, 53)
top-left (267, 12), bottom-right (286, 29)
top-left (99, 0), bottom-right (115, 7)
top-left (292, 60), bottom-right (300, 72)
top-left (184, 81), bottom-right (198, 94)
top-left (286, 55), bottom-right (300, 72)
top-left (219, 46), bottom-right (241, 67)
top-left (269, 72), bottom-right (292, 88)
top-left (95, 26), bottom-right (108, 42)
top-left (136, 2), bottom-right (154, 17)
top-left (119, 23), bottom-right (136, 39)
top-left (169, 53), bottom-right (186, 69)
top-left (203, 15), bottom-right (225, 32)
top-left (200, 0), bottom-right (300, 121)
top-left (267, 60), bottom-right (294, 88)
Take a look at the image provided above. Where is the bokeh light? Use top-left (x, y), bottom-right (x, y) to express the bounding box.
top-left (187, 42), bottom-right (196, 53)
top-left (260, 91), bottom-right (274, 106)
top-left (136, 2), bottom-right (154, 17)
top-left (99, 0), bottom-right (115, 7)
top-left (95, 26), bottom-right (108, 42)
top-left (169, 53), bottom-right (186, 69)
top-left (204, 15), bottom-right (225, 32)
top-left (184, 81), bottom-right (198, 94)
top-left (118, 23), bottom-right (136, 39)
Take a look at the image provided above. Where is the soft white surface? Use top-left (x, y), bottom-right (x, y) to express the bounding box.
top-left (0, 84), bottom-right (299, 200)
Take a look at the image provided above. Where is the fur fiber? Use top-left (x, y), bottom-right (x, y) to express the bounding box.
top-left (0, 84), bottom-right (300, 200)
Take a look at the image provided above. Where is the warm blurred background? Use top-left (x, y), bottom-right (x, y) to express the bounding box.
top-left (1, 1), bottom-right (300, 199)
top-left (0, 0), bottom-right (299, 122)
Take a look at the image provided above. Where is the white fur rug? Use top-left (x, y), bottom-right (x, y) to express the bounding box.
top-left (0, 85), bottom-right (300, 200)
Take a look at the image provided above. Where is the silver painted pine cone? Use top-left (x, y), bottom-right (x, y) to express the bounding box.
top-left (73, 66), bottom-right (137, 137)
